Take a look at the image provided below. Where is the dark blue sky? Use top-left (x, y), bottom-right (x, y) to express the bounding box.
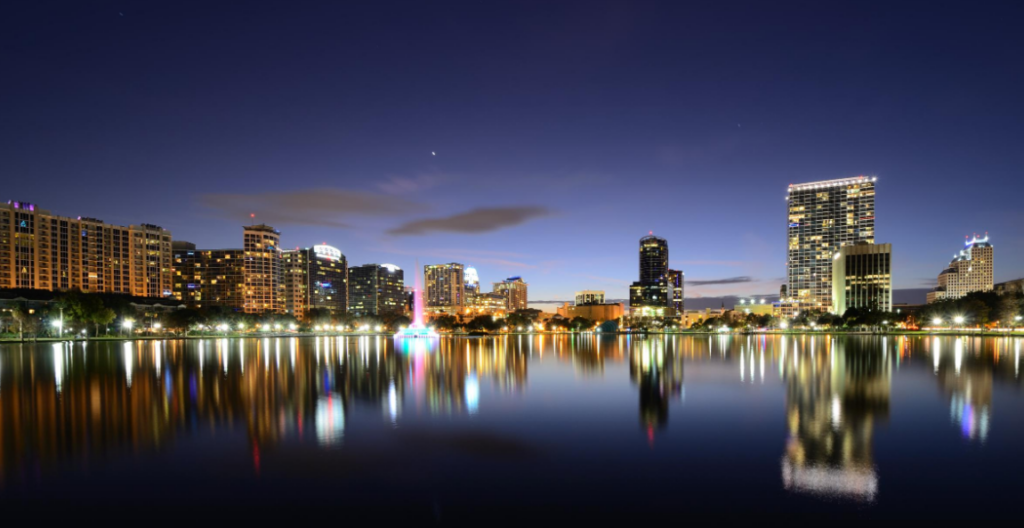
top-left (2, 1), bottom-right (1022, 302)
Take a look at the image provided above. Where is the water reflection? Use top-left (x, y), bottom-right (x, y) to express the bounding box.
top-left (0, 335), bottom-right (1022, 504)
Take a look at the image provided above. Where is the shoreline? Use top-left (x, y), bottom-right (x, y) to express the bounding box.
top-left (3, 329), bottom-right (1024, 344)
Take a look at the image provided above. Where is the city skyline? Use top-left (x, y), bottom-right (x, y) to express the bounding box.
top-left (2, 2), bottom-right (1023, 303)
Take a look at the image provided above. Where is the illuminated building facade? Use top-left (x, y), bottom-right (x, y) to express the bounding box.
top-left (493, 276), bottom-right (528, 311)
top-left (282, 245), bottom-right (348, 319)
top-left (425, 262), bottom-right (465, 312)
top-left (926, 235), bottom-right (994, 303)
top-left (787, 176), bottom-right (876, 313)
top-left (0, 200), bottom-right (172, 297)
top-left (348, 263), bottom-right (404, 315)
top-left (575, 290), bottom-right (605, 306)
top-left (243, 224), bottom-right (282, 314)
top-left (171, 242), bottom-right (245, 309)
top-left (831, 242), bottom-right (892, 314)
top-left (464, 266), bottom-right (480, 296)
top-left (629, 234), bottom-right (683, 314)
top-left (557, 301), bottom-right (623, 322)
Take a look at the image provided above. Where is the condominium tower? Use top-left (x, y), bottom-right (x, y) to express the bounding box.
top-left (348, 263), bottom-right (405, 315)
top-left (926, 235), bottom-right (994, 303)
top-left (425, 262), bottom-right (465, 312)
top-left (171, 242), bottom-right (245, 309)
top-left (493, 276), bottom-right (528, 312)
top-left (0, 200), bottom-right (172, 297)
top-left (787, 176), bottom-right (876, 312)
top-left (282, 244), bottom-right (348, 318)
top-left (629, 234), bottom-right (683, 313)
top-left (243, 224), bottom-right (282, 314)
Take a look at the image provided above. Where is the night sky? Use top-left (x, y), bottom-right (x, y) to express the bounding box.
top-left (2, 1), bottom-right (1022, 303)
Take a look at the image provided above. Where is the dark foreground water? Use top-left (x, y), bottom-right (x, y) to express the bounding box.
top-left (1, 335), bottom-right (1022, 522)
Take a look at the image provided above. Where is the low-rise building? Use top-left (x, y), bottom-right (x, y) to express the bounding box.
top-left (557, 302), bottom-right (624, 322)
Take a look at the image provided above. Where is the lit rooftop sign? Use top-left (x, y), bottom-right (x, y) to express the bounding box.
top-left (313, 244), bottom-right (342, 260)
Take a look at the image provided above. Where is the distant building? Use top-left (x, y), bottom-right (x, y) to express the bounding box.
top-left (463, 291), bottom-right (508, 317)
top-left (557, 302), bottom-right (623, 322)
top-left (494, 276), bottom-right (528, 311)
top-left (282, 245), bottom-right (348, 319)
top-left (0, 200), bottom-right (172, 297)
top-left (831, 242), bottom-right (892, 314)
top-left (995, 278), bottom-right (1024, 295)
top-left (628, 234), bottom-right (683, 314)
top-left (926, 235), bottom-right (994, 303)
top-left (787, 176), bottom-right (876, 313)
top-left (575, 290), bottom-right (605, 306)
top-left (425, 263), bottom-right (465, 311)
top-left (734, 300), bottom-right (774, 316)
top-left (464, 266), bottom-right (480, 296)
top-left (348, 263), bottom-right (404, 316)
top-left (681, 308), bottom-right (732, 328)
top-left (243, 224), bottom-right (282, 314)
top-left (172, 242), bottom-right (245, 309)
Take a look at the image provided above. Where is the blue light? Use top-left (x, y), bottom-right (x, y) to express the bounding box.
top-left (788, 223), bottom-right (799, 228)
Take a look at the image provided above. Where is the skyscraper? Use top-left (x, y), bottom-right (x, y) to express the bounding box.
top-left (787, 176), bottom-right (876, 313)
top-left (243, 224), bottom-right (282, 314)
top-left (0, 200), bottom-right (172, 297)
top-left (282, 244), bottom-right (348, 319)
top-left (348, 263), bottom-right (404, 316)
top-left (464, 266), bottom-right (480, 296)
top-left (493, 276), bottom-right (528, 312)
top-left (831, 242), bottom-right (892, 314)
top-left (629, 234), bottom-right (683, 313)
top-left (926, 235), bottom-right (994, 303)
top-left (425, 263), bottom-right (465, 313)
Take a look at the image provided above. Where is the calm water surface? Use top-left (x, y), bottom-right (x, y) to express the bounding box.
top-left (1, 335), bottom-right (1022, 521)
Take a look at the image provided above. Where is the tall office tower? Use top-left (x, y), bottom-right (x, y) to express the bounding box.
top-left (425, 262), bottom-right (465, 311)
top-left (831, 242), bottom-right (892, 315)
top-left (0, 200), bottom-right (172, 296)
top-left (172, 241), bottom-right (246, 309)
top-left (575, 290), bottom-right (606, 306)
top-left (243, 224), bottom-right (282, 314)
top-left (493, 276), bottom-right (528, 311)
top-left (786, 176), bottom-right (876, 313)
top-left (926, 234), bottom-right (994, 303)
top-left (628, 234), bottom-right (682, 313)
top-left (348, 263), bottom-right (404, 315)
top-left (282, 245), bottom-right (347, 319)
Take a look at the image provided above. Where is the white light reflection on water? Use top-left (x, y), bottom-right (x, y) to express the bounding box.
top-left (124, 342), bottom-right (133, 388)
top-left (53, 343), bottom-right (63, 393)
top-left (315, 395), bottom-right (345, 447)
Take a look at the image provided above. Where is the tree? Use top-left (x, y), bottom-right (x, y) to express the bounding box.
top-left (431, 314), bottom-right (458, 331)
top-left (92, 307), bottom-right (117, 336)
top-left (10, 302), bottom-right (30, 340)
top-left (569, 316), bottom-right (595, 331)
top-left (467, 315), bottom-right (501, 331)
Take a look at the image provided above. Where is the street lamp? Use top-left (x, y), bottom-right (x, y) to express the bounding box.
top-left (954, 316), bottom-right (965, 328)
top-left (237, 322), bottom-right (245, 331)
top-left (932, 317), bottom-right (942, 327)
top-left (780, 321), bottom-right (788, 330)
top-left (122, 319), bottom-right (133, 337)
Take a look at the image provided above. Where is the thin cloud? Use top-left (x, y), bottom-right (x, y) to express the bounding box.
top-left (686, 276), bottom-right (753, 286)
top-left (388, 206), bottom-right (551, 236)
top-left (377, 174), bottom-right (446, 194)
top-left (198, 188), bottom-right (424, 227)
top-left (373, 247), bottom-right (537, 269)
top-left (676, 260), bottom-right (748, 267)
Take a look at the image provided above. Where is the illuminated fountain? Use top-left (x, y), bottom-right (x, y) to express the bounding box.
top-left (394, 263), bottom-right (439, 340)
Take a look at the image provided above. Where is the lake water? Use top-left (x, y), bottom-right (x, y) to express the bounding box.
top-left (1, 335), bottom-right (1022, 521)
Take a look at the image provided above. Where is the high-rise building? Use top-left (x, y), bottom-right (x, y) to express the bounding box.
top-left (172, 242), bottom-right (246, 309)
top-left (787, 176), bottom-right (876, 312)
top-left (348, 263), bottom-right (404, 315)
top-left (464, 266), bottom-right (480, 296)
top-left (493, 276), bottom-right (528, 312)
top-left (629, 234), bottom-right (683, 314)
top-left (831, 242), bottom-right (892, 315)
top-left (0, 200), bottom-right (172, 297)
top-left (926, 235), bottom-right (994, 303)
top-left (425, 263), bottom-right (465, 312)
top-left (243, 224), bottom-right (282, 314)
top-left (283, 245), bottom-right (348, 319)
top-left (575, 290), bottom-right (605, 306)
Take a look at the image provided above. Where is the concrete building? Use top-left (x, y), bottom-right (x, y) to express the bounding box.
top-left (171, 242), bottom-right (246, 309)
top-left (926, 235), bottom-right (994, 303)
top-left (787, 176), bottom-right (876, 313)
top-left (0, 200), bottom-right (172, 297)
top-left (242, 224), bottom-right (282, 314)
top-left (425, 263), bottom-right (465, 311)
top-left (282, 244), bottom-right (348, 319)
top-left (557, 302), bottom-right (623, 322)
top-left (681, 308), bottom-right (732, 328)
top-left (733, 300), bottom-right (775, 316)
top-left (995, 278), bottom-right (1024, 295)
top-left (493, 276), bottom-right (528, 311)
top-left (575, 290), bottom-right (605, 306)
top-left (348, 263), bottom-right (404, 316)
top-left (831, 242), bottom-right (892, 314)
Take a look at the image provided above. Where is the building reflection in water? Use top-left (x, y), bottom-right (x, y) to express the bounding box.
top-left (0, 334), bottom-right (1021, 495)
top-left (779, 336), bottom-right (889, 502)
